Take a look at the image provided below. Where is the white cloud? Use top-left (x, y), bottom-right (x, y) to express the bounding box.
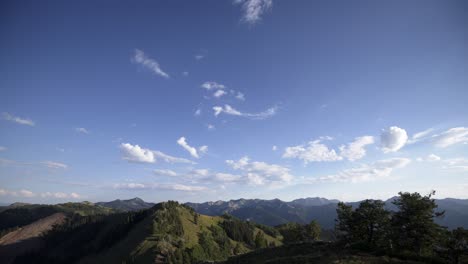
top-left (416, 154), bottom-right (441, 162)
top-left (283, 139), bottom-right (342, 163)
top-left (19, 189), bottom-right (35, 197)
top-left (443, 158), bottom-right (468, 172)
top-left (194, 108), bottom-right (202, 116)
top-left (339, 136), bottom-right (375, 161)
top-left (120, 143), bottom-right (193, 164)
top-left (433, 127), bottom-right (468, 148)
top-left (380, 126), bottom-right (408, 153)
top-left (120, 143), bottom-right (155, 163)
top-left (199, 145), bottom-right (208, 155)
top-left (114, 182), bottom-right (206, 192)
top-left (132, 49), bottom-right (169, 78)
top-left (195, 54), bottom-right (205, 60)
top-left (182, 71), bottom-right (189, 76)
top-left (272, 145), bottom-right (277, 151)
top-left (235, 0), bottom-right (273, 24)
top-left (235, 91), bottom-right (245, 101)
top-left (153, 169), bottom-right (178, 177)
top-left (317, 158), bottom-right (411, 183)
top-left (40, 161), bottom-right (68, 169)
top-left (213, 90), bottom-right (227, 98)
top-left (213, 104), bottom-right (277, 120)
top-left (0, 188), bottom-right (80, 199)
top-left (114, 183), bottom-right (147, 189)
top-left (226, 156), bottom-right (293, 185)
top-left (408, 128), bottom-right (434, 144)
top-left (75, 127), bottom-right (90, 134)
top-left (207, 124), bottom-right (215, 130)
top-left (177, 137), bottom-right (206, 159)
top-left (201, 81), bottom-right (226, 90)
top-left (0, 146), bottom-right (6, 151)
top-left (2, 112), bottom-right (35, 126)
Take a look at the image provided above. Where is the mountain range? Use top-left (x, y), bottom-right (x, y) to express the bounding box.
top-left (186, 197), bottom-right (468, 230)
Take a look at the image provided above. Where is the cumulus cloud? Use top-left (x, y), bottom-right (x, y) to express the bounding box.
top-left (433, 127), bottom-right (468, 148)
top-left (380, 126), bottom-right (408, 153)
top-left (235, 0), bottom-right (272, 24)
top-left (2, 112), bottom-right (35, 126)
top-left (339, 136), bottom-right (375, 161)
top-left (177, 137), bottom-right (207, 159)
top-left (226, 156), bottom-right (293, 185)
top-left (213, 90), bottom-right (227, 98)
top-left (153, 169), bottom-right (178, 177)
top-left (75, 127), bottom-right (90, 134)
top-left (132, 49), bottom-right (169, 78)
top-left (40, 161), bottom-right (68, 169)
top-left (201, 81), bottom-right (226, 90)
top-left (120, 143), bottom-right (193, 164)
top-left (283, 139), bottom-right (342, 163)
top-left (317, 158), bottom-right (411, 183)
top-left (213, 104), bottom-right (277, 120)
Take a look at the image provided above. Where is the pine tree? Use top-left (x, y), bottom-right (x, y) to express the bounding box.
top-left (391, 191), bottom-right (445, 256)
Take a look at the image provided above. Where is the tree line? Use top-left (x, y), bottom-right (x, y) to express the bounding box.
top-left (335, 191), bottom-right (468, 263)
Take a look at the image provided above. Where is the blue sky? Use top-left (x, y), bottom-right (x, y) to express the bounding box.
top-left (1, 0), bottom-right (467, 204)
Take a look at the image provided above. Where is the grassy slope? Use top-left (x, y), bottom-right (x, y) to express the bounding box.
top-left (80, 205), bottom-right (282, 263)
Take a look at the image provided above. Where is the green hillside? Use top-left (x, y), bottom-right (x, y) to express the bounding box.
top-left (11, 201), bottom-right (281, 264)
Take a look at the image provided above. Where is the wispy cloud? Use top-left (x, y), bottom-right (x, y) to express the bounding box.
top-left (201, 81), bottom-right (226, 90)
top-left (213, 90), bottom-right (227, 98)
top-left (120, 143), bottom-right (194, 164)
top-left (408, 128), bottom-right (434, 144)
top-left (235, 0), bottom-right (273, 24)
top-left (153, 169), bottom-right (178, 177)
top-left (315, 158), bottom-right (411, 183)
top-left (416, 154), bottom-right (441, 162)
top-left (177, 137), bottom-right (207, 159)
top-left (132, 49), bottom-right (169, 78)
top-left (0, 158), bottom-right (68, 170)
top-left (0, 146), bottom-right (6, 151)
top-left (0, 188), bottom-right (81, 199)
top-left (75, 127), bottom-right (90, 134)
top-left (433, 127), bottom-right (468, 148)
top-left (213, 104), bottom-right (277, 120)
top-left (2, 112), bottom-right (35, 126)
top-left (40, 161), bottom-right (68, 169)
top-left (113, 182), bottom-right (206, 192)
top-left (195, 54), bottom-right (205, 60)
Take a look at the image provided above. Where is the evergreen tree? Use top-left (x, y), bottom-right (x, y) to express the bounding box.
top-left (353, 200), bottom-right (390, 246)
top-left (305, 220), bottom-right (321, 241)
top-left (391, 191), bottom-right (445, 256)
